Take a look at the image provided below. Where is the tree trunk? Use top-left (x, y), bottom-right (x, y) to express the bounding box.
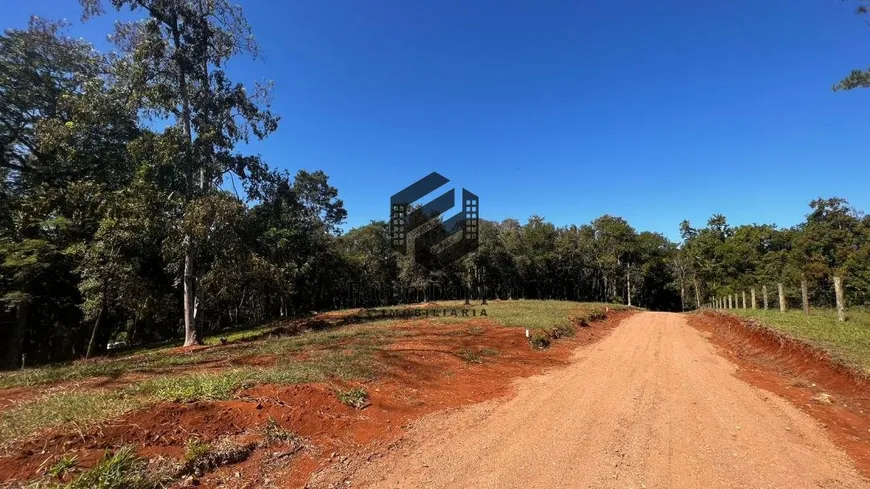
top-left (751, 288), bottom-right (756, 309)
top-left (762, 285), bottom-right (768, 310)
top-left (4, 301), bottom-right (30, 369)
top-left (626, 268), bottom-right (632, 307)
top-left (171, 15), bottom-right (200, 347)
top-left (85, 307), bottom-right (104, 360)
top-left (183, 250), bottom-right (198, 346)
top-left (693, 278), bottom-right (701, 311)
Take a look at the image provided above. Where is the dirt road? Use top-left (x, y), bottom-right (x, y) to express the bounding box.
top-left (344, 312), bottom-right (869, 488)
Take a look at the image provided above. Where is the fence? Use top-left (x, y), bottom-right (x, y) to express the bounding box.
top-left (707, 276), bottom-right (847, 322)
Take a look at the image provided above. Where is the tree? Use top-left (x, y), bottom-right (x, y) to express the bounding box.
top-left (82, 0), bottom-right (278, 345)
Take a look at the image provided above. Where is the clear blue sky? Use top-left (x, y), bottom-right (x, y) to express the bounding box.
top-left (5, 0), bottom-right (870, 240)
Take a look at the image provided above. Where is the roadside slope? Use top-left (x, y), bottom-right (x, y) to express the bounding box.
top-left (322, 312), bottom-right (869, 489)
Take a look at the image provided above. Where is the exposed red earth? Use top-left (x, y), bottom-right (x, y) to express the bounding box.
top-left (323, 312), bottom-right (870, 488)
top-left (689, 311), bottom-right (870, 480)
top-left (3, 310), bottom-right (869, 488)
top-left (0, 309), bottom-right (633, 488)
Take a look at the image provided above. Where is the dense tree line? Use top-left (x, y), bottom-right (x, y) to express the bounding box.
top-left (1, 3), bottom-right (869, 368)
top-left (678, 198), bottom-right (870, 311)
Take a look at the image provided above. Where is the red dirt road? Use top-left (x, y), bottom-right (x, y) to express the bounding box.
top-left (340, 312), bottom-right (869, 489)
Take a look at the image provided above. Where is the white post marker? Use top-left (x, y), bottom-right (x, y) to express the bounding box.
top-left (525, 329), bottom-right (530, 338)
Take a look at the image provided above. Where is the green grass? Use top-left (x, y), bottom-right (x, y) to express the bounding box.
top-left (730, 308), bottom-right (870, 375)
top-left (423, 299), bottom-right (625, 330)
top-left (20, 446), bottom-right (161, 489)
top-left (0, 323), bottom-right (397, 390)
top-left (0, 300), bottom-right (626, 447)
top-left (0, 339), bottom-right (387, 445)
top-left (0, 391), bottom-right (143, 444)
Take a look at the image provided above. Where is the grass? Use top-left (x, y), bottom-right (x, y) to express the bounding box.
top-left (184, 439), bottom-right (213, 464)
top-left (1, 344), bottom-right (385, 445)
top-left (730, 308), bottom-right (870, 375)
top-left (0, 391), bottom-right (143, 444)
top-left (62, 446), bottom-right (159, 489)
top-left (47, 455), bottom-right (77, 479)
top-left (0, 323), bottom-right (397, 391)
top-left (457, 349), bottom-right (483, 364)
top-left (263, 417), bottom-right (303, 445)
top-left (0, 300), bottom-right (625, 447)
top-left (421, 299), bottom-right (625, 330)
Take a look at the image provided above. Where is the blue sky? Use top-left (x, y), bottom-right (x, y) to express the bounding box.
top-left (5, 0), bottom-right (870, 240)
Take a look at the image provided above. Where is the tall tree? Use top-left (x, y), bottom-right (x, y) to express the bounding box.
top-left (82, 0), bottom-right (278, 345)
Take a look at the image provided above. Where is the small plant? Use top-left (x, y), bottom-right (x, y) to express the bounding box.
top-left (184, 439), bottom-right (213, 464)
top-left (182, 438), bottom-right (254, 477)
top-left (264, 417), bottom-right (302, 445)
top-left (589, 310), bottom-right (607, 321)
top-left (549, 324), bottom-right (575, 338)
top-left (457, 349), bottom-right (483, 364)
top-left (47, 455), bottom-right (78, 478)
top-left (480, 347), bottom-right (499, 357)
top-left (64, 446), bottom-right (157, 489)
top-left (337, 387), bottom-right (368, 409)
top-left (529, 330), bottom-right (551, 349)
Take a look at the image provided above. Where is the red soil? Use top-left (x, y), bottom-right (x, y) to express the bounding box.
top-left (688, 311), bottom-right (870, 479)
top-left (0, 309), bottom-right (634, 488)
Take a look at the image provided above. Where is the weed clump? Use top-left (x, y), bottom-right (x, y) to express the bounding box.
top-left (529, 331), bottom-right (551, 349)
top-left (182, 438), bottom-right (254, 477)
top-left (63, 446), bottom-right (158, 489)
top-left (263, 417), bottom-right (304, 446)
top-left (336, 387), bottom-right (368, 409)
top-left (457, 349), bottom-right (483, 364)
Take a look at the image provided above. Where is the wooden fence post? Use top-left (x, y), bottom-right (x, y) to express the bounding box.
top-left (800, 279), bottom-right (809, 315)
top-left (742, 291), bottom-right (747, 309)
top-left (762, 285), bottom-right (768, 310)
top-left (834, 276), bottom-right (846, 322)
top-left (778, 283), bottom-right (786, 312)
top-left (751, 288), bottom-right (756, 309)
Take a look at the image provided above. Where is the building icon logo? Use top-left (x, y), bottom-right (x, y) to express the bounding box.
top-left (390, 172), bottom-right (479, 271)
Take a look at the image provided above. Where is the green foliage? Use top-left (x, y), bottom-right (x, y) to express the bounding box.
top-left (1, 0), bottom-right (867, 374)
top-left (263, 417), bottom-right (302, 445)
top-left (528, 331), bottom-right (551, 349)
top-left (47, 455), bottom-right (78, 479)
top-left (61, 446), bottom-right (158, 489)
top-left (183, 439), bottom-right (213, 463)
top-left (457, 349), bottom-right (483, 364)
top-left (680, 198), bottom-right (870, 309)
top-left (0, 391), bottom-right (141, 444)
top-left (336, 387), bottom-right (368, 409)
